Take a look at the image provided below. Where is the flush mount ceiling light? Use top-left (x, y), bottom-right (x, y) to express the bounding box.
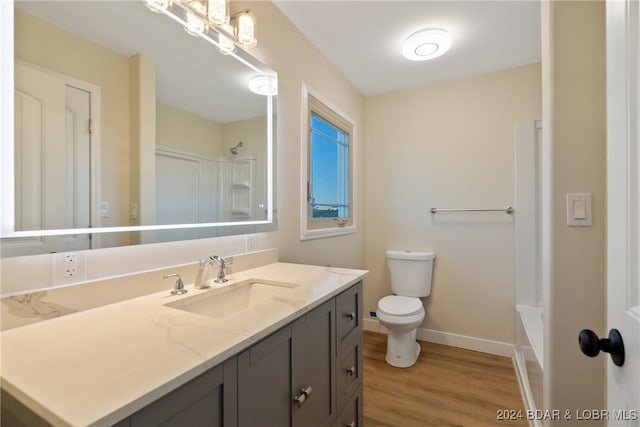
top-left (248, 75), bottom-right (278, 96)
top-left (402, 28), bottom-right (452, 61)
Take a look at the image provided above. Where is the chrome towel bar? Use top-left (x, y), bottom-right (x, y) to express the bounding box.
top-left (430, 206), bottom-right (514, 214)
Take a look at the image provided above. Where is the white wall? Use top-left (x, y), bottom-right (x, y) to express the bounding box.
top-left (364, 64), bottom-right (541, 346)
top-left (240, 1), bottom-right (366, 270)
top-left (1, 1), bottom-right (365, 295)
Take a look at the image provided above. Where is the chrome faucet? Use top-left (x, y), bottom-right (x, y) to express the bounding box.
top-left (194, 258), bottom-right (212, 289)
top-left (164, 273), bottom-right (187, 295)
top-left (210, 255), bottom-right (233, 283)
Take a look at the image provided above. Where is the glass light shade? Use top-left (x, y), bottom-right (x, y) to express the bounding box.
top-left (217, 23), bottom-right (236, 54)
top-left (236, 12), bottom-right (257, 48)
top-left (143, 0), bottom-right (172, 13)
top-left (184, 0), bottom-right (208, 36)
top-left (208, 0), bottom-right (229, 26)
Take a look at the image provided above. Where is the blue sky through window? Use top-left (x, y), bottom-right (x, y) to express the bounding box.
top-left (310, 113), bottom-right (349, 218)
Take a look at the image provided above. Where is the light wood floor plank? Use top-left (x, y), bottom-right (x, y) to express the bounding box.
top-left (363, 331), bottom-right (527, 427)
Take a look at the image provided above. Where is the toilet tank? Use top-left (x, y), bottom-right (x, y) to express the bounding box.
top-left (386, 250), bottom-right (435, 297)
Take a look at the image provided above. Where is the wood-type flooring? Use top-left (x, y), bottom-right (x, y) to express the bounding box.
top-left (363, 331), bottom-right (528, 427)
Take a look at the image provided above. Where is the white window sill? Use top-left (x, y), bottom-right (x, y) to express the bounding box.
top-left (300, 225), bottom-right (356, 241)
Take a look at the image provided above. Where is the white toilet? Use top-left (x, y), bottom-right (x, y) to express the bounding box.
top-left (377, 250), bottom-right (435, 368)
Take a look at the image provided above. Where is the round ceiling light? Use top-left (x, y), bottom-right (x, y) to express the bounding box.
top-left (402, 28), bottom-right (452, 61)
top-left (248, 75), bottom-right (278, 96)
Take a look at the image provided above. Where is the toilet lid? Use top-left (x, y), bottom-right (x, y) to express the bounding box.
top-left (378, 295), bottom-right (423, 316)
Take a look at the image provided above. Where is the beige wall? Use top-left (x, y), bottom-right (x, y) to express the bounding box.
top-left (156, 101), bottom-right (223, 157)
top-left (3, 0), bottom-right (609, 415)
top-left (364, 64), bottom-right (541, 344)
top-left (242, 1), bottom-right (366, 269)
top-left (15, 10), bottom-right (131, 245)
top-left (156, 103), bottom-right (267, 159)
top-left (223, 116), bottom-right (268, 159)
top-left (544, 1), bottom-right (606, 420)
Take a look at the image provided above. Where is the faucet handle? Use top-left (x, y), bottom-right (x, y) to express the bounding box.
top-left (164, 273), bottom-right (187, 295)
top-left (210, 256), bottom-right (233, 283)
top-left (210, 255), bottom-right (232, 266)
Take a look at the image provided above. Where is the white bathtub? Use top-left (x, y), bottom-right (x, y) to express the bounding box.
top-left (514, 305), bottom-right (544, 426)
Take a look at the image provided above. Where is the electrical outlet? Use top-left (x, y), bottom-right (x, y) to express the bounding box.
top-left (64, 253), bottom-right (78, 278)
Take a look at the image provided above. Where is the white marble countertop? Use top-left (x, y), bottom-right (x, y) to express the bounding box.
top-left (0, 262), bottom-right (368, 426)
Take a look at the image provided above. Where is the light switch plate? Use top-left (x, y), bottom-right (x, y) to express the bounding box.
top-left (567, 193), bottom-right (592, 226)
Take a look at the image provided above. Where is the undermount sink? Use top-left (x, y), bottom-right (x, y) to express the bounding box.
top-left (165, 279), bottom-right (299, 318)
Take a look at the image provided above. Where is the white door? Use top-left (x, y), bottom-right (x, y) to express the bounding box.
top-left (64, 85), bottom-right (91, 251)
top-left (8, 62), bottom-right (67, 255)
top-left (5, 63), bottom-right (93, 256)
top-left (606, 0), bottom-right (640, 420)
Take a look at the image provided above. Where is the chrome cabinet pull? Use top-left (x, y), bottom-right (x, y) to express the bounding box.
top-left (293, 385), bottom-right (313, 408)
top-left (346, 366), bottom-right (356, 376)
top-left (346, 421), bottom-right (356, 427)
top-left (346, 312), bottom-right (355, 320)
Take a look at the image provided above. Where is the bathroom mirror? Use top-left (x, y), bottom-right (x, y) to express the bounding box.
top-left (2, 0), bottom-right (276, 257)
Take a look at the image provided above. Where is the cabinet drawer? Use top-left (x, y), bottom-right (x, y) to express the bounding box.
top-left (337, 330), bottom-right (361, 408)
top-left (336, 388), bottom-right (362, 427)
top-left (336, 282), bottom-right (362, 342)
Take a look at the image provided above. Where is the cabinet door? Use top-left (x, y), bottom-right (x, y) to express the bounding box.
top-left (238, 327), bottom-right (292, 427)
top-left (292, 299), bottom-right (336, 427)
top-left (336, 282), bottom-right (362, 344)
top-left (336, 389), bottom-right (362, 427)
top-left (128, 357), bottom-right (237, 427)
top-left (337, 329), bottom-right (362, 409)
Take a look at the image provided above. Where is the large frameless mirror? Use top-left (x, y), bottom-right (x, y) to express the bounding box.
top-left (1, 0), bottom-right (276, 257)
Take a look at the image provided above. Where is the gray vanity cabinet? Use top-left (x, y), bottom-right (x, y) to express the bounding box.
top-left (236, 281), bottom-right (362, 427)
top-left (238, 298), bottom-right (336, 427)
top-left (3, 283), bottom-right (363, 427)
top-left (123, 357), bottom-right (238, 427)
top-left (335, 281), bottom-right (363, 427)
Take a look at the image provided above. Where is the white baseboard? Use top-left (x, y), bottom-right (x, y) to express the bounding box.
top-left (363, 318), bottom-right (514, 357)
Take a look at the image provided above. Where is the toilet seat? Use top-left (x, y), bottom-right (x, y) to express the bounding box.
top-left (378, 295), bottom-right (423, 317)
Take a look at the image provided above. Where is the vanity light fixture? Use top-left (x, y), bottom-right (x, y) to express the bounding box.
top-left (234, 10), bottom-right (257, 48)
top-left (217, 22), bottom-right (236, 54)
top-left (142, 0), bottom-right (258, 50)
top-left (143, 0), bottom-right (172, 13)
top-left (402, 28), bottom-right (452, 61)
top-left (248, 75), bottom-right (278, 96)
top-left (184, 0), bottom-right (208, 36)
top-left (207, 0), bottom-right (229, 25)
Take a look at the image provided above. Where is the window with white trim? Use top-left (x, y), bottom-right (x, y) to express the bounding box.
top-left (301, 86), bottom-right (355, 240)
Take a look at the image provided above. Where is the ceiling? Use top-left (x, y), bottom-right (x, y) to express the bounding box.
top-left (16, 1), bottom-right (271, 123)
top-left (273, 1), bottom-right (541, 96)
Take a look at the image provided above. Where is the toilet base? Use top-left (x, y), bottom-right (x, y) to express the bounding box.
top-left (384, 329), bottom-right (421, 368)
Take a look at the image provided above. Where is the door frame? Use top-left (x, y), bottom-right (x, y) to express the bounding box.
top-left (606, 0), bottom-right (640, 414)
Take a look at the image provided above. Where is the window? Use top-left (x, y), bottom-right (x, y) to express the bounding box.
top-left (301, 85), bottom-right (355, 240)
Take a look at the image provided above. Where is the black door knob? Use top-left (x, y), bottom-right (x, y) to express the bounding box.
top-left (578, 329), bottom-right (625, 367)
